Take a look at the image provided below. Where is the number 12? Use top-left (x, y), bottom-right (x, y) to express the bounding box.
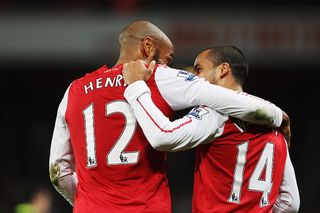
top-left (83, 101), bottom-right (139, 168)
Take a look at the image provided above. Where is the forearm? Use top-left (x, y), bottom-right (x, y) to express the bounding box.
top-left (124, 81), bottom-right (223, 151)
top-left (189, 80), bottom-right (283, 127)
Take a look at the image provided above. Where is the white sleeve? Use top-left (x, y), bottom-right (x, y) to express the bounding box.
top-left (124, 81), bottom-right (228, 152)
top-left (49, 86), bottom-right (78, 206)
top-left (273, 149), bottom-right (300, 213)
top-left (154, 65), bottom-right (283, 127)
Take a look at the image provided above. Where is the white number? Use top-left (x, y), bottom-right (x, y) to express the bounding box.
top-left (106, 101), bottom-right (139, 165)
top-left (228, 142), bottom-right (248, 203)
top-left (83, 104), bottom-right (97, 168)
top-left (83, 101), bottom-right (139, 168)
top-left (249, 143), bottom-right (274, 207)
top-left (229, 142), bottom-right (274, 207)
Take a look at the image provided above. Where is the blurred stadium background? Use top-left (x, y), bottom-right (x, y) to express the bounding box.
top-left (1, 0), bottom-right (319, 212)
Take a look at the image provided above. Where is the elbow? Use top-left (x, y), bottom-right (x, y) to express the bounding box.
top-left (246, 104), bottom-right (273, 125)
top-left (250, 106), bottom-right (270, 121)
top-left (249, 101), bottom-right (282, 127)
top-left (147, 134), bottom-right (173, 152)
top-left (152, 144), bottom-right (170, 152)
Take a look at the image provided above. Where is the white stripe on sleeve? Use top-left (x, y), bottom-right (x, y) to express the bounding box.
top-left (154, 65), bottom-right (282, 127)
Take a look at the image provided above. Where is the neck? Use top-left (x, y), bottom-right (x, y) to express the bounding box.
top-left (219, 80), bottom-right (243, 92)
top-left (114, 48), bottom-right (140, 66)
top-left (115, 56), bottom-right (130, 66)
top-left (230, 83), bottom-right (243, 92)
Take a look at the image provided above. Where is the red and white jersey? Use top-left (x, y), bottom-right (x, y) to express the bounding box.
top-left (50, 64), bottom-right (174, 213)
top-left (193, 120), bottom-right (287, 213)
top-left (123, 80), bottom-right (299, 213)
top-left (50, 64), bottom-right (284, 212)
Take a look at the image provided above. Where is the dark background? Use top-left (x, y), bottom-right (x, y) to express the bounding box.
top-left (1, 1), bottom-right (319, 212)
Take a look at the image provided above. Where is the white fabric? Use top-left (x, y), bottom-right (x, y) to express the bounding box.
top-left (273, 149), bottom-right (300, 213)
top-left (154, 65), bottom-right (283, 127)
top-left (124, 81), bottom-right (227, 151)
top-left (125, 80), bottom-right (299, 211)
top-left (49, 86), bottom-right (78, 206)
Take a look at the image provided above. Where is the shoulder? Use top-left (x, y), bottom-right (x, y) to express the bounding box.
top-left (155, 65), bottom-right (199, 81)
top-left (71, 65), bottom-right (107, 86)
top-left (154, 64), bottom-right (177, 77)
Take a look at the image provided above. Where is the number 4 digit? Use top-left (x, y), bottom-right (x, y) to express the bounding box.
top-left (249, 143), bottom-right (274, 207)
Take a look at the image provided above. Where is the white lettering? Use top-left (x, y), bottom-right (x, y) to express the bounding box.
top-left (104, 77), bottom-right (115, 87)
top-left (96, 78), bottom-right (102, 89)
top-left (84, 75), bottom-right (125, 94)
top-left (116, 75), bottom-right (123, 87)
top-left (84, 82), bottom-right (94, 94)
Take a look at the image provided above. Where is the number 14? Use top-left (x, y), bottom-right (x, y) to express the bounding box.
top-left (228, 142), bottom-right (274, 207)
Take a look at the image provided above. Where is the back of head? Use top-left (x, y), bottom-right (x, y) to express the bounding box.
top-left (119, 20), bottom-right (167, 50)
top-left (207, 46), bottom-right (249, 86)
top-left (116, 20), bottom-right (173, 65)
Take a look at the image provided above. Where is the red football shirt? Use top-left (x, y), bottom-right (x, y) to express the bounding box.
top-left (192, 119), bottom-right (287, 213)
top-left (66, 65), bottom-right (173, 213)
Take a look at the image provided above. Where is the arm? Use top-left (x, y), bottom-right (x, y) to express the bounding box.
top-left (124, 81), bottom-right (228, 151)
top-left (273, 149), bottom-right (300, 213)
top-left (154, 65), bottom-right (283, 127)
top-left (122, 61), bottom-right (283, 127)
top-left (49, 86), bottom-right (77, 206)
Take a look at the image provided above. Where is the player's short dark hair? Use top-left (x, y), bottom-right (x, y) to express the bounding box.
top-left (206, 46), bottom-right (249, 86)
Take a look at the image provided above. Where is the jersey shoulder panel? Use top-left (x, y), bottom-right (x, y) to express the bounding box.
top-left (71, 65), bottom-right (108, 85)
top-left (154, 64), bottom-right (198, 81)
top-left (147, 65), bottom-right (174, 119)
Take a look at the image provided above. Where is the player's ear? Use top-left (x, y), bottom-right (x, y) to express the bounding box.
top-left (141, 37), bottom-right (154, 58)
top-left (219, 62), bottom-right (230, 79)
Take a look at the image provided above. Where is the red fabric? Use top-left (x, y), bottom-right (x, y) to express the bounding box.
top-left (65, 65), bottom-right (173, 213)
top-left (192, 119), bottom-right (287, 213)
